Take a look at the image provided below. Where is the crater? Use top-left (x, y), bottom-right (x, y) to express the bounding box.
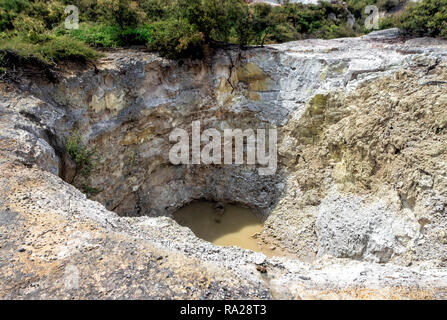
top-left (11, 46), bottom-right (441, 268)
top-left (2, 36), bottom-right (447, 298)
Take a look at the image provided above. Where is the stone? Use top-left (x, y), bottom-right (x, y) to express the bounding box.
top-left (361, 28), bottom-right (401, 40)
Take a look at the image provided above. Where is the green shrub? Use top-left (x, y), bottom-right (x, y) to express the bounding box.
top-left (0, 35), bottom-right (100, 63)
top-left (268, 23), bottom-right (300, 43)
top-left (60, 23), bottom-right (154, 48)
top-left (139, 0), bottom-right (178, 22)
top-left (378, 14), bottom-right (400, 30)
top-left (0, 0), bottom-right (30, 32)
top-left (0, 0), bottom-right (29, 13)
top-left (400, 0), bottom-right (447, 38)
top-left (316, 23), bottom-right (357, 39)
top-left (179, 0), bottom-right (228, 43)
top-left (0, 0), bottom-right (65, 32)
top-left (148, 18), bottom-right (203, 59)
top-left (66, 131), bottom-right (100, 197)
top-left (12, 14), bottom-right (46, 42)
top-left (66, 131), bottom-right (96, 178)
top-left (96, 0), bottom-right (143, 29)
top-left (62, 23), bottom-right (123, 48)
top-left (227, 0), bottom-right (253, 46)
top-left (0, 36), bottom-right (48, 62)
top-left (120, 25), bottom-right (154, 46)
top-left (40, 35), bottom-right (101, 61)
top-left (251, 4), bottom-right (274, 45)
top-left (80, 183), bottom-right (100, 197)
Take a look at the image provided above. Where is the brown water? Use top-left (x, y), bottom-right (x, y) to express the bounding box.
top-left (173, 201), bottom-right (278, 256)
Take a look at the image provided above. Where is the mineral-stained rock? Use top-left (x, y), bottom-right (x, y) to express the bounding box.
top-left (1, 33), bottom-right (447, 299)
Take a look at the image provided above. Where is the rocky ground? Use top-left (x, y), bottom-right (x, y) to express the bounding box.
top-left (1, 30), bottom-right (447, 299)
top-left (1, 161), bottom-right (447, 299)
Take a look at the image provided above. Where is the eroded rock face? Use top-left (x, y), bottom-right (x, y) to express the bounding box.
top-left (1, 33), bottom-right (447, 299)
top-left (35, 37), bottom-right (444, 219)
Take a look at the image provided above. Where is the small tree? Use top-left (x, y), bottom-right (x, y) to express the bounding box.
top-left (252, 4), bottom-right (274, 46)
top-left (229, 1), bottom-right (253, 47)
top-left (179, 0), bottom-right (234, 43)
top-left (97, 0), bottom-right (140, 30)
top-left (148, 17), bottom-right (204, 59)
top-left (400, 0), bottom-right (447, 38)
top-left (66, 131), bottom-right (96, 179)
